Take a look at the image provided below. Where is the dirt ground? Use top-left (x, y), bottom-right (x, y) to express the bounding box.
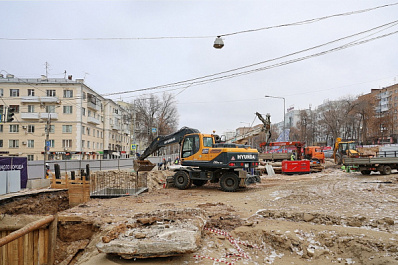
top-left (48, 161), bottom-right (398, 265)
top-left (2, 161), bottom-right (398, 265)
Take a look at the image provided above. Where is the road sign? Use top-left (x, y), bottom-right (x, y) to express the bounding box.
top-left (46, 146), bottom-right (50, 151)
top-left (0, 114), bottom-right (2, 123)
top-left (46, 141), bottom-right (51, 147)
top-left (152, 128), bottom-right (157, 133)
top-left (131, 144), bottom-right (137, 151)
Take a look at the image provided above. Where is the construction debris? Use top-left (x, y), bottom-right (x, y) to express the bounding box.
top-left (96, 209), bottom-right (206, 259)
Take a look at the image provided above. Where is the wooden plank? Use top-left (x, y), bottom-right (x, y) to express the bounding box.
top-left (8, 235), bottom-right (18, 265)
top-left (33, 230), bottom-right (39, 265)
top-left (18, 236), bottom-right (23, 265)
top-left (23, 233), bottom-right (31, 265)
top-left (38, 229), bottom-right (45, 264)
top-left (47, 215), bottom-right (57, 265)
top-left (1, 231), bottom-right (8, 265)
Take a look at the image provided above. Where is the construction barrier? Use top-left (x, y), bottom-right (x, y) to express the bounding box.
top-left (0, 215), bottom-right (57, 265)
top-left (51, 173), bottom-right (90, 207)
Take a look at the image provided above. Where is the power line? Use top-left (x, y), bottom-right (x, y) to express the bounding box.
top-left (103, 20), bottom-right (398, 97)
top-left (1, 2), bottom-right (397, 41)
top-left (221, 2), bottom-right (398, 37)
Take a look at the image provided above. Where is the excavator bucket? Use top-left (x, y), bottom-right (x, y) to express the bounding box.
top-left (134, 160), bottom-right (156, 172)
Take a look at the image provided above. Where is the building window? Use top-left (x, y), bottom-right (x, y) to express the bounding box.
top-left (87, 128), bottom-right (90, 136)
top-left (27, 155), bottom-right (34, 161)
top-left (9, 124), bottom-right (19, 133)
top-left (63, 106), bottom-right (73, 114)
top-left (82, 126), bottom-right (86, 134)
top-left (9, 105), bottom-right (19, 113)
top-left (10, 89), bottom-right (19, 97)
top-left (9, 140), bottom-right (19, 148)
top-left (62, 139), bottom-right (72, 148)
top-left (0, 105), bottom-right (3, 114)
top-left (28, 140), bottom-right (34, 148)
top-left (82, 140), bottom-right (85, 148)
top-left (82, 107), bottom-right (86, 116)
top-left (0, 124), bottom-right (3, 132)
top-left (28, 89), bottom-right (35, 96)
top-left (83, 92), bottom-right (86, 100)
top-left (88, 110), bottom-right (92, 117)
top-left (27, 125), bottom-right (35, 133)
top-left (63, 90), bottom-right (73, 98)
top-left (0, 140), bottom-right (3, 147)
top-left (28, 105), bottom-right (35, 113)
top-left (49, 125), bottom-right (55, 133)
top-left (97, 130), bottom-right (99, 138)
top-left (45, 105), bottom-right (56, 113)
top-left (62, 125), bottom-right (72, 133)
top-left (0, 89), bottom-right (3, 97)
top-left (47, 90), bottom-right (56, 97)
top-left (49, 140), bottom-right (55, 148)
top-left (87, 141), bottom-right (90, 149)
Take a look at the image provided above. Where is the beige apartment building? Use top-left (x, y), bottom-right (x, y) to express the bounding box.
top-left (0, 74), bottom-right (131, 161)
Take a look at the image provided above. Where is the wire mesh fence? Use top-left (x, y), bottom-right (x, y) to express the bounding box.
top-left (90, 171), bottom-right (148, 197)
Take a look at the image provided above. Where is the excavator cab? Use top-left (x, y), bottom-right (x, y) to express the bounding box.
top-left (333, 138), bottom-right (359, 165)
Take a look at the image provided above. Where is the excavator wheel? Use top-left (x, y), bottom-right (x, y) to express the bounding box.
top-left (192, 179), bottom-right (208, 187)
top-left (174, 171), bottom-right (192, 190)
top-left (220, 172), bottom-right (239, 192)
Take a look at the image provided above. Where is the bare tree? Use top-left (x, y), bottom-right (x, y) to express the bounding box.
top-left (352, 94), bottom-right (376, 144)
top-left (317, 97), bottom-right (358, 145)
top-left (133, 93), bottom-right (179, 144)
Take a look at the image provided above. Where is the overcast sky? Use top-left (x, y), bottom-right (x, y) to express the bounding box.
top-left (1, 0), bottom-right (397, 135)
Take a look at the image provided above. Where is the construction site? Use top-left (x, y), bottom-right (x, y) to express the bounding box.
top-left (1, 127), bottom-right (398, 265)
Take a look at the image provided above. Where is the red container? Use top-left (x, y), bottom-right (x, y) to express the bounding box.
top-left (282, 160), bottom-right (310, 174)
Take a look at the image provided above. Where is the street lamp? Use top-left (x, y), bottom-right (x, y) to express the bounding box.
top-left (213, 36), bottom-right (224, 49)
top-left (265, 95), bottom-right (286, 141)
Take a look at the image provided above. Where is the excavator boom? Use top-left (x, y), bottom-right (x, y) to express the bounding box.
top-left (139, 127), bottom-right (200, 160)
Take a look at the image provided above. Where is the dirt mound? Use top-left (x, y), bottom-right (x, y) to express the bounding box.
top-left (145, 170), bottom-right (175, 191)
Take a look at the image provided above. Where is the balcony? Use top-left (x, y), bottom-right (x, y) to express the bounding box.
top-left (39, 112), bottom-right (58, 120)
top-left (111, 123), bottom-right (121, 131)
top-left (88, 101), bottom-right (100, 111)
top-left (40, 96), bottom-right (60, 104)
top-left (88, 116), bottom-right (100, 125)
top-left (20, 112), bottom-right (40, 120)
top-left (21, 96), bottom-right (40, 103)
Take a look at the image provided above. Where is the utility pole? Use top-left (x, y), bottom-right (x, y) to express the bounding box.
top-left (44, 115), bottom-right (51, 178)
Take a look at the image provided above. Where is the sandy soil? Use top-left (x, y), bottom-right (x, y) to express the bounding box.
top-left (50, 163), bottom-right (398, 265)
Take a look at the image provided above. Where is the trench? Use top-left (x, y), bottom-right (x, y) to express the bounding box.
top-left (0, 189), bottom-right (99, 265)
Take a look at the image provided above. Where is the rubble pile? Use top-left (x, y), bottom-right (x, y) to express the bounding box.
top-left (96, 209), bottom-right (206, 259)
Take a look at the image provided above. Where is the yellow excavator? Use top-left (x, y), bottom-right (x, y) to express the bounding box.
top-left (134, 127), bottom-right (261, 192)
top-left (333, 137), bottom-right (359, 165)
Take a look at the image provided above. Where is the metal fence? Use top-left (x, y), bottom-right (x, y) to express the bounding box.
top-left (90, 171), bottom-right (148, 197)
top-left (27, 157), bottom-right (164, 179)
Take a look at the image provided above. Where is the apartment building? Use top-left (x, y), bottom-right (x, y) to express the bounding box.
top-left (359, 83), bottom-right (398, 143)
top-left (0, 74), bottom-right (131, 161)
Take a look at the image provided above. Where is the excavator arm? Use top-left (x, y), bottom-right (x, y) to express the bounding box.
top-left (139, 127), bottom-right (200, 160)
top-left (256, 112), bottom-right (271, 146)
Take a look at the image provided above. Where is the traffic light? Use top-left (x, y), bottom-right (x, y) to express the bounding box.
top-left (7, 107), bottom-right (15, 122)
